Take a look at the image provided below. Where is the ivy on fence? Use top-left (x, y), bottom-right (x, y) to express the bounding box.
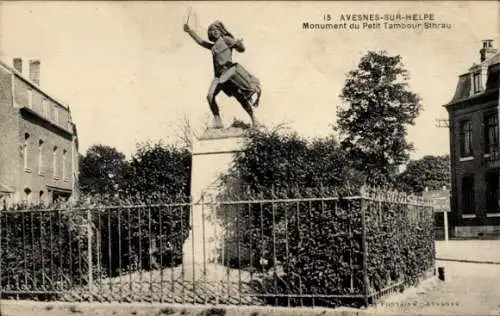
top-left (216, 186), bottom-right (435, 307)
top-left (0, 204), bottom-right (94, 299)
top-left (0, 194), bottom-right (191, 300)
top-left (0, 187), bottom-right (434, 306)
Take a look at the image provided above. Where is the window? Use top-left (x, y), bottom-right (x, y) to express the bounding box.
top-left (27, 89), bottom-right (33, 108)
top-left (39, 191), bottom-right (44, 205)
top-left (53, 146), bottom-right (58, 179)
top-left (54, 106), bottom-right (59, 124)
top-left (473, 72), bottom-right (481, 93)
top-left (484, 113), bottom-right (499, 154)
top-left (42, 99), bottom-right (49, 117)
top-left (62, 149), bottom-right (67, 181)
top-left (486, 170), bottom-right (499, 213)
top-left (38, 140), bottom-right (44, 175)
top-left (24, 188), bottom-right (32, 205)
top-left (462, 175), bottom-right (476, 215)
top-left (459, 120), bottom-right (473, 157)
top-left (23, 133), bottom-right (30, 171)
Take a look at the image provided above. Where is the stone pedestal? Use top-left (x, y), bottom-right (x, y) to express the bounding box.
top-left (182, 128), bottom-right (245, 280)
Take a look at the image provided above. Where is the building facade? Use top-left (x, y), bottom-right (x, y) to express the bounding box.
top-left (0, 58), bottom-right (79, 206)
top-left (445, 40), bottom-right (500, 237)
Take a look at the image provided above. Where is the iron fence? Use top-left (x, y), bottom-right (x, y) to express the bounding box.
top-left (0, 189), bottom-right (435, 307)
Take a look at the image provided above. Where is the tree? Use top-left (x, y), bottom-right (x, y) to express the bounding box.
top-left (125, 141), bottom-right (191, 199)
top-left (217, 128), bottom-right (366, 300)
top-left (79, 144), bottom-right (129, 196)
top-left (221, 127), bottom-right (363, 197)
top-left (336, 51), bottom-right (422, 186)
top-left (174, 112), bottom-right (213, 152)
top-left (175, 112), bottom-right (195, 151)
top-left (396, 155), bottom-right (450, 194)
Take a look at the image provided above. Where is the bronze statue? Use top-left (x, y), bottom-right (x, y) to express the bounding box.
top-left (184, 20), bottom-right (261, 129)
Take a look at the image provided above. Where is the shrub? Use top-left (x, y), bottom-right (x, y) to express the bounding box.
top-left (0, 194), bottom-right (191, 299)
top-left (90, 194), bottom-right (190, 277)
top-left (216, 128), bottom-right (434, 306)
top-left (0, 201), bottom-right (97, 300)
top-left (124, 142), bottom-right (191, 199)
top-left (215, 188), bottom-right (434, 307)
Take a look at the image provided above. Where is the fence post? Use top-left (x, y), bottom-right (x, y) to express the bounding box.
top-left (443, 210), bottom-right (449, 242)
top-left (360, 187), bottom-right (370, 307)
top-left (87, 208), bottom-right (93, 302)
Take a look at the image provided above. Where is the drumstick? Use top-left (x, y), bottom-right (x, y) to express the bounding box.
top-left (185, 6), bottom-right (192, 25)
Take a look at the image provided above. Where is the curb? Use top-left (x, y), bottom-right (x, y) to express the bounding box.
top-left (436, 258), bottom-right (500, 265)
top-left (0, 300), bottom-right (377, 316)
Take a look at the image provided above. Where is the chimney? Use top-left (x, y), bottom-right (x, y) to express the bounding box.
top-left (29, 59), bottom-right (40, 86)
top-left (480, 39), bottom-right (498, 62)
top-left (13, 58), bottom-right (22, 73)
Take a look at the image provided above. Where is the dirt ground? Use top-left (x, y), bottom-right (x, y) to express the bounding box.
top-left (1, 240), bottom-right (500, 316)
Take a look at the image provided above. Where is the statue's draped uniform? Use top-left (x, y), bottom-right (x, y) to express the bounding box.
top-left (211, 36), bottom-right (261, 101)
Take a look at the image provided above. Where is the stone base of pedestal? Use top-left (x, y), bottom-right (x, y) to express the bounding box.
top-left (182, 127), bottom-right (245, 278)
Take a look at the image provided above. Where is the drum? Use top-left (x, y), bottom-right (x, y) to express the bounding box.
top-left (220, 63), bottom-right (260, 100)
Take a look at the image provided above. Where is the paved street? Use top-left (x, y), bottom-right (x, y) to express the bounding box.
top-left (371, 240), bottom-right (500, 315)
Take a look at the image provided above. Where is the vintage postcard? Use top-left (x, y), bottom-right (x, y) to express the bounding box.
top-left (0, 1), bottom-right (499, 315)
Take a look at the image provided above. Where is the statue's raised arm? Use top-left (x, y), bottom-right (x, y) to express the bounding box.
top-left (183, 24), bottom-right (213, 50)
top-left (183, 19), bottom-right (262, 129)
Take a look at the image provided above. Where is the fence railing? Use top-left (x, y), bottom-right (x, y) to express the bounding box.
top-left (0, 190), bottom-right (435, 307)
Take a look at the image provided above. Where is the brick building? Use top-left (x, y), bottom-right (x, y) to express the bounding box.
top-left (445, 39), bottom-right (500, 237)
top-left (0, 58), bottom-right (79, 206)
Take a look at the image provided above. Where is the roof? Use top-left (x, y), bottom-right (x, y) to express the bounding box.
top-left (486, 52), bottom-right (500, 67)
top-left (0, 60), bottom-right (70, 112)
top-left (445, 52), bottom-right (500, 106)
top-left (0, 183), bottom-right (14, 193)
top-left (450, 74), bottom-right (472, 102)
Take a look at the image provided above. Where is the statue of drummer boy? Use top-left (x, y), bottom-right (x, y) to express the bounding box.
top-left (184, 20), bottom-right (262, 129)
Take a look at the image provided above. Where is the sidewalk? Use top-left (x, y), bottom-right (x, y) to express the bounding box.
top-left (436, 239), bottom-right (500, 263)
top-left (0, 302), bottom-right (367, 316)
top-left (370, 260), bottom-right (500, 315)
top-left (370, 240), bottom-right (500, 315)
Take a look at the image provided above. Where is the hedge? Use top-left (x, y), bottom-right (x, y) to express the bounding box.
top-left (0, 188), bottom-right (434, 306)
top-left (212, 127), bottom-right (435, 307)
top-left (215, 187), bottom-right (434, 307)
top-left (0, 203), bottom-right (95, 300)
top-left (95, 200), bottom-right (190, 278)
top-left (0, 195), bottom-right (191, 300)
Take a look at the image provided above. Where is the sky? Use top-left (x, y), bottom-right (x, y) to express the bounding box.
top-left (0, 1), bottom-right (498, 159)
